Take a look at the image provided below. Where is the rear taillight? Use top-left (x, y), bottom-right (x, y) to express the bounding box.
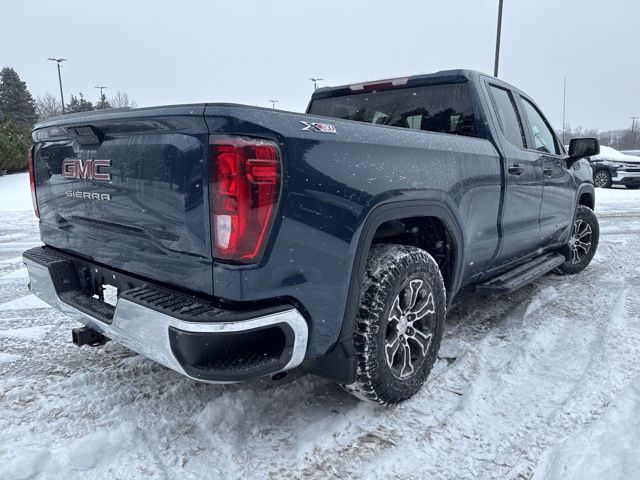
top-left (27, 146), bottom-right (39, 218)
top-left (210, 136), bottom-right (281, 262)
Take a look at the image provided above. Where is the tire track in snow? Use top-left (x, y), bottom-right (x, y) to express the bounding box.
top-left (2, 188), bottom-right (640, 479)
top-left (276, 213), bottom-right (640, 479)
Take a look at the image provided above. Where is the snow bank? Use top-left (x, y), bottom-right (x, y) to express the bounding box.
top-left (0, 172), bottom-right (31, 212)
top-left (591, 145), bottom-right (636, 161)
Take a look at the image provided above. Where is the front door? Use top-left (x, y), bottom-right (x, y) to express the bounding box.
top-left (518, 96), bottom-right (574, 245)
top-left (486, 83), bottom-right (544, 266)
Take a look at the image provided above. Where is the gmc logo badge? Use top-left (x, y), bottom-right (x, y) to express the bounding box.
top-left (62, 158), bottom-right (112, 181)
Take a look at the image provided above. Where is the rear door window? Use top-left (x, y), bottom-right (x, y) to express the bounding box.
top-left (308, 83), bottom-right (477, 138)
top-left (488, 85), bottom-right (526, 148)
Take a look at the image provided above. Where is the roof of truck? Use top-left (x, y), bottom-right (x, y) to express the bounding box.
top-left (310, 69), bottom-right (489, 101)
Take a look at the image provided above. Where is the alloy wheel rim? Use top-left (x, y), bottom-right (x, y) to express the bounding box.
top-left (568, 218), bottom-right (593, 263)
top-left (385, 278), bottom-right (435, 379)
top-left (594, 172), bottom-right (608, 187)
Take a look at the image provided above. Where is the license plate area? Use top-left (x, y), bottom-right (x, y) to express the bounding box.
top-left (56, 255), bottom-right (150, 325)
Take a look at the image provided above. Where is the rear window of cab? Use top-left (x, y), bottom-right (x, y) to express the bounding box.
top-left (308, 83), bottom-right (477, 138)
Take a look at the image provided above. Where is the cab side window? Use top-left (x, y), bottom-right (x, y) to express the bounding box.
top-left (520, 97), bottom-right (560, 155)
top-left (488, 85), bottom-right (526, 148)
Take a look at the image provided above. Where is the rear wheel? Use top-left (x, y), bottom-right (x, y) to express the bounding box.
top-left (625, 184), bottom-right (640, 190)
top-left (593, 170), bottom-right (612, 188)
top-left (557, 205), bottom-right (599, 275)
top-left (342, 244), bottom-right (446, 405)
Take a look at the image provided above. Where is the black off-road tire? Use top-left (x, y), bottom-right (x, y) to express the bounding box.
top-left (342, 244), bottom-right (446, 405)
top-left (557, 205), bottom-right (599, 275)
top-left (625, 185), bottom-right (640, 190)
top-left (593, 170), bottom-right (612, 188)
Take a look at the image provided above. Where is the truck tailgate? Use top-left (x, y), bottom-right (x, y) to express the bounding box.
top-left (31, 105), bottom-right (213, 295)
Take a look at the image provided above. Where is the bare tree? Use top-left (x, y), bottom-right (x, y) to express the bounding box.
top-left (35, 92), bottom-right (62, 121)
top-left (110, 91), bottom-right (137, 108)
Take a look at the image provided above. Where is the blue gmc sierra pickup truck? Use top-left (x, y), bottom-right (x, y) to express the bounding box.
top-left (24, 70), bottom-right (600, 404)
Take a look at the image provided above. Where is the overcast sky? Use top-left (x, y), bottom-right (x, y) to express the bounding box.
top-left (2, 0), bottom-right (637, 131)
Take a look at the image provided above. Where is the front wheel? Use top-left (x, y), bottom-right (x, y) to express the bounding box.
top-left (342, 244), bottom-right (446, 405)
top-left (557, 205), bottom-right (599, 275)
top-left (593, 170), bottom-right (612, 188)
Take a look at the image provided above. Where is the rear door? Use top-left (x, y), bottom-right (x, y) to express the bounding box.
top-left (517, 95), bottom-right (574, 245)
top-left (485, 83), bottom-right (544, 266)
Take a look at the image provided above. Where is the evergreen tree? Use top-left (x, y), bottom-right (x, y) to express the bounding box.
top-left (66, 93), bottom-right (94, 113)
top-left (95, 92), bottom-right (111, 110)
top-left (0, 119), bottom-right (31, 173)
top-left (0, 67), bottom-right (37, 126)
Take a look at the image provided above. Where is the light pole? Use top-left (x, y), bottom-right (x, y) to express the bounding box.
top-left (95, 86), bottom-right (107, 106)
top-left (562, 77), bottom-right (567, 144)
top-left (493, 0), bottom-right (504, 77)
top-left (309, 77), bottom-right (323, 90)
top-left (631, 117), bottom-right (639, 146)
top-left (269, 100), bottom-right (279, 109)
top-left (47, 58), bottom-right (66, 113)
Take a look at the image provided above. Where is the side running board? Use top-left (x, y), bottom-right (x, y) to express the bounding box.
top-left (475, 253), bottom-right (565, 294)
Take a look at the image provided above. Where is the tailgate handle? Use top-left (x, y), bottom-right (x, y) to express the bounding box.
top-left (67, 125), bottom-right (104, 145)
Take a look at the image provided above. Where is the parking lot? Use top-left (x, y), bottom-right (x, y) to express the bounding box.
top-left (0, 173), bottom-right (639, 479)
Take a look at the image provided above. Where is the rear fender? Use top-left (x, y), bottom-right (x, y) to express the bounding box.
top-left (305, 199), bottom-right (464, 383)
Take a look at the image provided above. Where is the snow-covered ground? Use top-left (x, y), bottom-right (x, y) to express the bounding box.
top-left (0, 172), bottom-right (32, 212)
top-left (1, 172), bottom-right (640, 479)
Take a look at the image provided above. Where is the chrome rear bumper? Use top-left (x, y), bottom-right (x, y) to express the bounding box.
top-left (23, 247), bottom-right (308, 383)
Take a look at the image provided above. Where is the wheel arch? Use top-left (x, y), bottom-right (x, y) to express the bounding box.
top-left (576, 183), bottom-right (595, 210)
top-left (305, 199), bottom-right (464, 384)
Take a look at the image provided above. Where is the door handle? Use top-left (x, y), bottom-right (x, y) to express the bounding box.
top-left (543, 167), bottom-right (554, 177)
top-left (508, 164), bottom-right (524, 176)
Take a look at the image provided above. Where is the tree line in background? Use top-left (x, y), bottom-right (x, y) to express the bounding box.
top-left (0, 66), bottom-right (136, 174)
top-left (3, 65), bottom-right (640, 175)
top-left (556, 125), bottom-right (640, 152)
top-left (36, 90), bottom-right (136, 118)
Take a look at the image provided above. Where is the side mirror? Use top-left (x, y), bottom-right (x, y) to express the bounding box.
top-left (568, 138), bottom-right (599, 162)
